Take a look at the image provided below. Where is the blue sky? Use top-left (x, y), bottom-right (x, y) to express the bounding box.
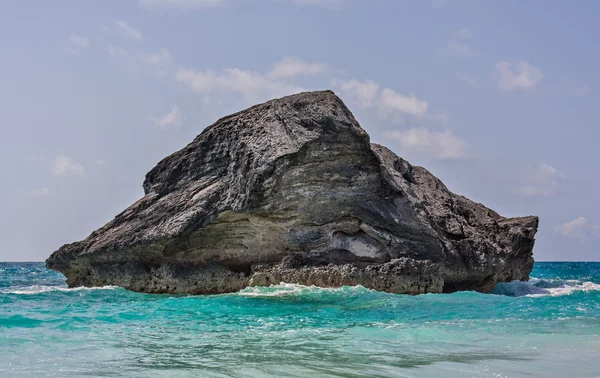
top-left (1, 0), bottom-right (598, 261)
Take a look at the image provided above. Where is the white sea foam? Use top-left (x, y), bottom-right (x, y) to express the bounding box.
top-left (2, 285), bottom-right (119, 295)
top-left (494, 279), bottom-right (600, 297)
top-left (236, 282), bottom-right (373, 297)
top-left (529, 281), bottom-right (600, 297)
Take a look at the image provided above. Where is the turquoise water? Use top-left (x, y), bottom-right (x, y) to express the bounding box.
top-left (1, 262), bottom-right (599, 377)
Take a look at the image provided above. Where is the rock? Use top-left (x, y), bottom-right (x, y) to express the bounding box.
top-left (46, 90), bottom-right (538, 295)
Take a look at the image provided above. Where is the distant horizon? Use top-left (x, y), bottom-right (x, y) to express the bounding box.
top-left (3, 260), bottom-right (599, 263)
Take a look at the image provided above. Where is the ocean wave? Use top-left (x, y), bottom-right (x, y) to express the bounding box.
top-left (493, 279), bottom-right (600, 297)
top-left (5, 280), bottom-right (599, 298)
top-left (236, 283), bottom-right (375, 298)
top-left (1, 285), bottom-right (120, 295)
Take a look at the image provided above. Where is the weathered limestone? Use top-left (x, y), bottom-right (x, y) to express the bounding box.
top-left (46, 90), bottom-right (538, 294)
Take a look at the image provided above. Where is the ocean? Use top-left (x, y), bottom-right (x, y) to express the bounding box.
top-left (1, 262), bottom-right (599, 377)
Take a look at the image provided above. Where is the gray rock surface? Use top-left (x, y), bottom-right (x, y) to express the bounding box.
top-left (46, 90), bottom-right (538, 294)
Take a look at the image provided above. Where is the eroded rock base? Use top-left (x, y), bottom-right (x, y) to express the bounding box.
top-left (62, 257), bottom-right (455, 295)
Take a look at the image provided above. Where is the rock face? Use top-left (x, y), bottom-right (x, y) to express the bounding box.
top-left (46, 90), bottom-right (538, 295)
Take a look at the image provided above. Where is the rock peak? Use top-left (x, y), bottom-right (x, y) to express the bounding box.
top-left (47, 91), bottom-right (538, 295)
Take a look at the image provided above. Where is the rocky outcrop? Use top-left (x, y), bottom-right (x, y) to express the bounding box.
top-left (46, 90), bottom-right (538, 295)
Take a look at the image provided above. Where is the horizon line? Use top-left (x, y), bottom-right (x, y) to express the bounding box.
top-left (2, 260), bottom-right (600, 263)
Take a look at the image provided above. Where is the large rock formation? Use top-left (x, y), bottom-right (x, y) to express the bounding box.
top-left (46, 90), bottom-right (538, 295)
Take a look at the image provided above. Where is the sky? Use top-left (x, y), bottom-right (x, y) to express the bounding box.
top-left (1, 0), bottom-right (598, 262)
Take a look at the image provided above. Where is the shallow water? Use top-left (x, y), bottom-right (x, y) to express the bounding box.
top-left (1, 262), bottom-right (599, 377)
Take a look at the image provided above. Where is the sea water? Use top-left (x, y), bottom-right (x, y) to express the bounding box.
top-left (1, 262), bottom-right (599, 377)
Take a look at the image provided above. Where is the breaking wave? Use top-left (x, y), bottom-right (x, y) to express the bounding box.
top-left (1, 285), bottom-right (120, 295)
top-left (493, 278), bottom-right (600, 297)
top-left (5, 280), bottom-right (599, 299)
top-left (236, 282), bottom-right (376, 298)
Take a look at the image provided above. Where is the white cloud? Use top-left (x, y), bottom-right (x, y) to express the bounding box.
top-left (384, 127), bottom-right (466, 160)
top-left (152, 106), bottom-right (182, 130)
top-left (115, 20), bottom-right (143, 41)
top-left (454, 27), bottom-right (471, 39)
top-left (333, 79), bottom-right (379, 107)
top-left (445, 41), bottom-right (473, 57)
top-left (106, 45), bottom-right (132, 63)
top-left (139, 48), bottom-right (173, 74)
top-left (97, 159), bottom-right (108, 167)
top-left (139, 0), bottom-right (344, 9)
top-left (379, 88), bottom-right (429, 117)
top-left (554, 217), bottom-right (589, 240)
top-left (68, 34), bottom-right (90, 48)
top-left (267, 57), bottom-right (327, 79)
top-left (52, 155), bottom-right (85, 177)
top-left (107, 45), bottom-right (173, 75)
top-left (495, 61), bottom-right (543, 91)
top-left (516, 163), bottom-right (565, 197)
top-left (139, 0), bottom-right (224, 9)
top-left (333, 79), bottom-right (429, 122)
top-left (31, 188), bottom-right (50, 197)
top-left (444, 27), bottom-right (474, 58)
top-left (175, 65), bottom-right (304, 102)
top-left (175, 57), bottom-right (332, 102)
top-left (292, 0), bottom-right (345, 8)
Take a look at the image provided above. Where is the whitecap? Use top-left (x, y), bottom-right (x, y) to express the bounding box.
top-left (494, 279), bottom-right (600, 297)
top-left (1, 285), bottom-right (119, 295)
top-left (529, 281), bottom-right (600, 297)
top-left (236, 282), bottom-right (373, 298)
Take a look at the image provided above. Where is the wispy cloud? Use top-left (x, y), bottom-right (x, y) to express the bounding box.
top-left (139, 49), bottom-right (173, 74)
top-left (453, 27), bottom-right (471, 39)
top-left (332, 78), bottom-right (429, 122)
top-left (139, 0), bottom-right (224, 10)
top-left (115, 20), bottom-right (144, 41)
top-left (554, 217), bottom-right (599, 241)
top-left (140, 0), bottom-right (344, 9)
top-left (332, 79), bottom-right (379, 107)
top-left (175, 57), bottom-right (327, 102)
top-left (152, 106), bottom-right (182, 130)
top-left (63, 34), bottom-right (90, 54)
top-left (379, 88), bottom-right (429, 117)
top-left (445, 40), bottom-right (473, 58)
top-left (68, 34), bottom-right (90, 48)
top-left (106, 46), bottom-right (173, 76)
top-left (52, 155), bottom-right (85, 177)
top-left (176, 67), bottom-right (303, 102)
top-left (384, 127), bottom-right (466, 161)
top-left (292, 0), bottom-right (345, 8)
top-left (495, 61), bottom-right (543, 91)
top-left (333, 78), bottom-right (463, 160)
top-left (267, 57), bottom-right (327, 79)
top-left (516, 163), bottom-right (565, 197)
top-left (555, 217), bottom-right (587, 239)
top-left (443, 27), bottom-right (474, 58)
